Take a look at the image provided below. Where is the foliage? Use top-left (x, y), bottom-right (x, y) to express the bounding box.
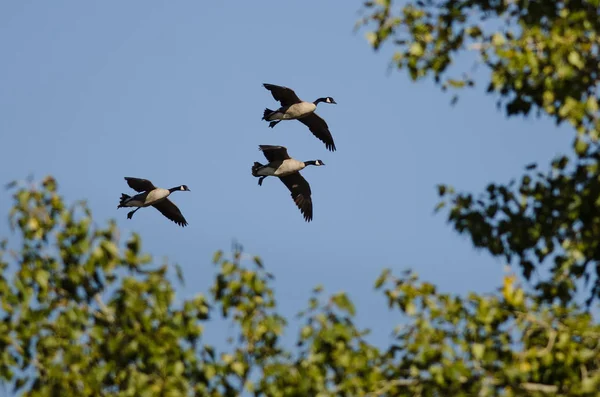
top-left (359, 0), bottom-right (600, 303)
top-left (358, 0), bottom-right (600, 136)
top-left (437, 147), bottom-right (600, 305)
top-left (1, 178), bottom-right (599, 395)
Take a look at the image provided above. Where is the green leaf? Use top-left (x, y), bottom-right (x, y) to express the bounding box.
top-left (301, 325), bottom-right (313, 339)
top-left (586, 96), bottom-right (598, 114)
top-left (491, 32), bottom-right (505, 45)
top-left (331, 293), bottom-right (356, 316)
top-left (447, 79), bottom-right (466, 88)
top-left (434, 201), bottom-right (446, 213)
top-left (568, 51), bottom-right (584, 69)
top-left (231, 361), bottom-right (245, 377)
top-left (374, 269), bottom-right (391, 289)
top-left (34, 270), bottom-right (49, 290)
top-left (409, 42), bottom-right (424, 56)
top-left (405, 301), bottom-right (416, 315)
top-left (174, 263), bottom-right (185, 285)
top-left (212, 250), bottom-right (223, 264)
top-left (472, 343), bottom-right (484, 360)
top-left (575, 138), bottom-right (589, 156)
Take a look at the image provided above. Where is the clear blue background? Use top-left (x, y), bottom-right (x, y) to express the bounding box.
top-left (0, 1), bottom-right (573, 350)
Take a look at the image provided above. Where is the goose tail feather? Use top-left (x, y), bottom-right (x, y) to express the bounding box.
top-left (252, 162), bottom-right (263, 177)
top-left (117, 193), bottom-right (131, 208)
top-left (262, 108), bottom-right (274, 120)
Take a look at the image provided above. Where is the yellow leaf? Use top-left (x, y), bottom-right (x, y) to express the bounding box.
top-left (472, 343), bottom-right (485, 360)
top-left (503, 275), bottom-right (516, 303)
top-left (586, 96), bottom-right (598, 114)
top-left (409, 42), bottom-right (424, 56)
top-left (231, 361), bottom-right (244, 377)
top-left (492, 33), bottom-right (506, 46)
top-left (568, 51), bottom-right (584, 69)
top-left (520, 361), bottom-right (531, 372)
top-left (221, 354), bottom-right (233, 364)
top-left (366, 32), bottom-right (377, 46)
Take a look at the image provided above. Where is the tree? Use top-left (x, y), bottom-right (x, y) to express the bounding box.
top-left (0, 178), bottom-right (599, 395)
top-left (358, 0), bottom-right (600, 304)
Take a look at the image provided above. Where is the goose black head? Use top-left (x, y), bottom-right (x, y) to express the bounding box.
top-left (314, 97), bottom-right (337, 105)
top-left (169, 185), bottom-right (191, 193)
top-left (179, 185), bottom-right (191, 192)
top-left (306, 160), bottom-right (325, 166)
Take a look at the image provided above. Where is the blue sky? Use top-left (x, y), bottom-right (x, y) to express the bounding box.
top-left (0, 1), bottom-right (574, 350)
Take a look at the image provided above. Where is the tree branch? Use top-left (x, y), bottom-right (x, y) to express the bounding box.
top-left (519, 382), bottom-right (558, 393)
top-left (94, 293), bottom-right (114, 323)
top-left (366, 379), bottom-right (418, 396)
top-left (366, 377), bottom-right (560, 395)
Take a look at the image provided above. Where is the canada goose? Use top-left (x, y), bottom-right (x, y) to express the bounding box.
top-left (251, 145), bottom-right (324, 222)
top-left (261, 83), bottom-right (337, 152)
top-left (117, 177), bottom-right (190, 227)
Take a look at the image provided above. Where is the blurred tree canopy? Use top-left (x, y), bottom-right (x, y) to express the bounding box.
top-left (359, 0), bottom-right (600, 305)
top-left (2, 0), bottom-right (600, 395)
top-left (1, 177), bottom-right (599, 395)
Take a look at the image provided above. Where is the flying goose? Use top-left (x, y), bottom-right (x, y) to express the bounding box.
top-left (251, 145), bottom-right (324, 222)
top-left (261, 83), bottom-right (337, 152)
top-left (117, 177), bottom-right (190, 227)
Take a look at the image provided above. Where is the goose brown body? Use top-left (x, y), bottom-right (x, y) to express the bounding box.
top-left (117, 177), bottom-right (190, 227)
top-left (251, 145), bottom-right (324, 222)
top-left (262, 83), bottom-right (337, 152)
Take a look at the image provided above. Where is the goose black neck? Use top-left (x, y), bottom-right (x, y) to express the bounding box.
top-left (304, 160), bottom-right (318, 166)
top-left (313, 97), bottom-right (327, 105)
top-left (169, 186), bottom-right (182, 193)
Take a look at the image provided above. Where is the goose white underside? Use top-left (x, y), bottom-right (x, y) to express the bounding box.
top-left (256, 165), bottom-right (301, 178)
top-left (256, 166), bottom-right (277, 176)
top-left (268, 105), bottom-right (316, 121)
top-left (267, 111), bottom-right (288, 121)
top-left (123, 199), bottom-right (145, 207)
